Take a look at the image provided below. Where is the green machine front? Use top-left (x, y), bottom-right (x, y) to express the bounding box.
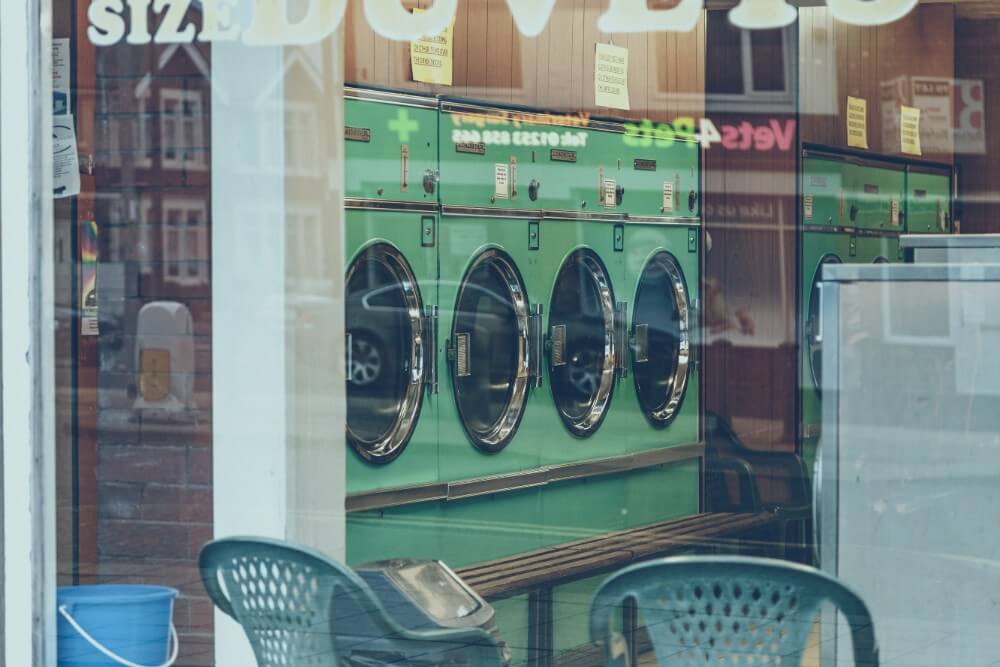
top-left (905, 166), bottom-right (953, 235)
top-left (344, 90), bottom-right (447, 563)
top-left (800, 152), bottom-right (904, 472)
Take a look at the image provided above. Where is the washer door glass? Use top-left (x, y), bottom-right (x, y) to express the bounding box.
top-left (452, 250), bottom-right (530, 452)
top-left (808, 254), bottom-right (841, 394)
top-left (549, 249), bottom-right (617, 437)
top-left (346, 244), bottom-right (425, 464)
top-left (632, 252), bottom-right (690, 427)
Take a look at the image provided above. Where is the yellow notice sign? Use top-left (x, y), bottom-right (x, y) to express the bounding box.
top-left (900, 105), bottom-right (922, 156)
top-left (410, 9), bottom-right (454, 86)
top-left (847, 96), bottom-right (869, 149)
top-left (595, 43), bottom-right (630, 111)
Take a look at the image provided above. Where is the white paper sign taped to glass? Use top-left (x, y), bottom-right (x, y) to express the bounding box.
top-left (53, 115), bottom-right (81, 199)
top-left (410, 8), bottom-right (454, 86)
top-left (595, 43), bottom-right (630, 111)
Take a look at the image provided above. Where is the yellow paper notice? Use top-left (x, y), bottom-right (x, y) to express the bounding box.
top-left (410, 9), bottom-right (454, 86)
top-left (847, 96), bottom-right (869, 149)
top-left (595, 43), bottom-right (630, 111)
top-left (900, 105), bottom-right (922, 156)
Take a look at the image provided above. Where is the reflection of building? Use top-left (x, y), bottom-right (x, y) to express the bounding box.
top-left (87, 10), bottom-right (216, 667)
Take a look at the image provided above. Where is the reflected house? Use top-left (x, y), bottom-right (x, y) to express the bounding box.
top-left (80, 6), bottom-right (217, 666)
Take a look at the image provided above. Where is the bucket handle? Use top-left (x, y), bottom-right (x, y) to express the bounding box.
top-left (58, 605), bottom-right (179, 667)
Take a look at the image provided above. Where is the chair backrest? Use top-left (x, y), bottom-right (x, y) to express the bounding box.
top-left (590, 556), bottom-right (879, 667)
top-left (202, 537), bottom-right (511, 667)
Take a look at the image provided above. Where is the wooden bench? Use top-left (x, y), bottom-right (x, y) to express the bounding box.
top-left (456, 511), bottom-right (779, 667)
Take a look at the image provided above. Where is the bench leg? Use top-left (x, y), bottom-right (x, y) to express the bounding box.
top-left (623, 596), bottom-right (639, 667)
top-left (528, 588), bottom-right (554, 667)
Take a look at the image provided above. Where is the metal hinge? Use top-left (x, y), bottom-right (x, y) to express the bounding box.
top-left (528, 304), bottom-right (544, 388)
top-left (423, 306), bottom-right (438, 394)
top-left (689, 299), bottom-right (701, 367)
top-left (615, 302), bottom-right (628, 379)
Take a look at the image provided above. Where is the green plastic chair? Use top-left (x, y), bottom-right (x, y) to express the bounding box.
top-left (199, 537), bottom-right (505, 667)
top-left (590, 556), bottom-right (879, 667)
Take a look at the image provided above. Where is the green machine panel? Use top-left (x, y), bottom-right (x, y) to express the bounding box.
top-left (803, 156), bottom-right (847, 228)
top-left (845, 163), bottom-right (905, 232)
top-left (800, 230), bottom-right (853, 471)
top-left (439, 100), bottom-right (591, 212)
top-left (619, 134), bottom-right (701, 219)
top-left (437, 214), bottom-right (546, 482)
top-left (345, 89), bottom-right (440, 203)
top-left (906, 168), bottom-right (953, 234)
top-left (537, 217), bottom-right (628, 466)
top-left (345, 208), bottom-right (441, 494)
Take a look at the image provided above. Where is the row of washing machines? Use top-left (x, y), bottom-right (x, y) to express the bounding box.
top-left (800, 146), bottom-right (954, 468)
top-left (342, 87), bottom-right (704, 658)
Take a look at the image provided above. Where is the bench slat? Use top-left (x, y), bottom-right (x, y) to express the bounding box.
top-left (456, 512), bottom-right (776, 600)
top-left (461, 514), bottom-right (752, 589)
top-left (455, 513), bottom-right (720, 580)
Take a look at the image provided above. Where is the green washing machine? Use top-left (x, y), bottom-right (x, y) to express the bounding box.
top-left (800, 151), bottom-right (854, 473)
top-left (344, 89), bottom-right (442, 497)
top-left (431, 100), bottom-right (555, 570)
top-left (614, 134), bottom-right (702, 539)
top-left (800, 149), bottom-right (905, 471)
top-left (905, 163), bottom-right (954, 235)
top-left (344, 89), bottom-right (446, 565)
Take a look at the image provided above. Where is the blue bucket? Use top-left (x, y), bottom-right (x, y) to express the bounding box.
top-left (57, 585), bottom-right (178, 667)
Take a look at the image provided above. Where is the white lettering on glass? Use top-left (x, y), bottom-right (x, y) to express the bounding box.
top-left (87, 0), bottom-right (127, 46)
top-left (84, 0), bottom-right (921, 47)
top-left (198, 0), bottom-right (240, 42)
top-left (827, 0), bottom-right (918, 25)
top-left (598, 0), bottom-right (704, 33)
top-left (153, 0), bottom-right (197, 43)
top-left (125, 0), bottom-right (153, 45)
top-left (504, 0), bottom-right (556, 38)
top-left (363, 0), bottom-right (458, 41)
top-left (244, 0), bottom-right (346, 45)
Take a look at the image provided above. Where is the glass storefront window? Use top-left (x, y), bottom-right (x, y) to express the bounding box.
top-left (3, 0), bottom-right (1000, 665)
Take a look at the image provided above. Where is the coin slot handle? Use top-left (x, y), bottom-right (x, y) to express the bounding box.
top-left (423, 169), bottom-right (438, 195)
top-left (550, 324), bottom-right (566, 367)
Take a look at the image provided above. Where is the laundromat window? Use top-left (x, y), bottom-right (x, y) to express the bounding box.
top-left (25, 1), bottom-right (1000, 666)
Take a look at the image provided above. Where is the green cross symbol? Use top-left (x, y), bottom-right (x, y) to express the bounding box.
top-left (389, 109), bottom-right (420, 143)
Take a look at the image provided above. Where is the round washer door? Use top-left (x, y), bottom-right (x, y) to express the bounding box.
top-left (451, 249), bottom-right (531, 452)
top-left (807, 254), bottom-right (842, 395)
top-left (548, 249), bottom-right (617, 438)
top-left (631, 252), bottom-right (691, 427)
top-left (346, 243), bottom-right (425, 464)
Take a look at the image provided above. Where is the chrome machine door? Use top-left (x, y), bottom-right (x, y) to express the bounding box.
top-left (631, 252), bottom-right (691, 427)
top-left (346, 244), bottom-right (426, 464)
top-left (807, 254), bottom-right (842, 394)
top-left (451, 249), bottom-right (533, 452)
top-left (549, 249), bottom-right (617, 437)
